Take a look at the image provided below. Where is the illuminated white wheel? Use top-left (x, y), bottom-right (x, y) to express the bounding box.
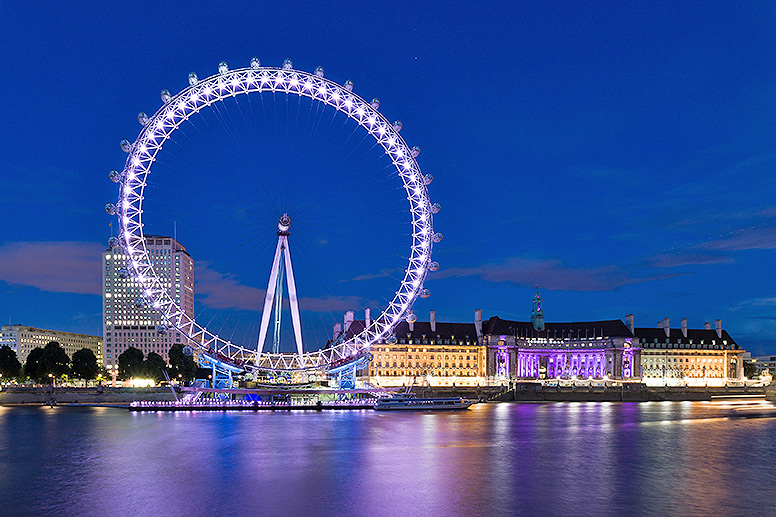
top-left (106, 58), bottom-right (439, 371)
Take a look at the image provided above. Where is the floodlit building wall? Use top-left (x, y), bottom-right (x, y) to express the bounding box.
top-left (0, 325), bottom-right (103, 365)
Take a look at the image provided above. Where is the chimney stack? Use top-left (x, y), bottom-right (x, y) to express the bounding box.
top-left (365, 308), bottom-right (371, 329)
top-left (474, 309), bottom-right (483, 339)
top-left (430, 310), bottom-right (436, 332)
top-left (333, 323), bottom-right (342, 340)
top-left (705, 322), bottom-right (711, 330)
top-left (408, 312), bottom-right (415, 332)
top-left (344, 311), bottom-right (354, 332)
top-left (663, 318), bottom-right (670, 337)
top-left (681, 318), bottom-right (687, 338)
top-left (625, 314), bottom-right (634, 334)
top-left (715, 319), bottom-right (722, 339)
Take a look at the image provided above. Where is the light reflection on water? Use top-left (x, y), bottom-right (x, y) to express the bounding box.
top-left (1, 402), bottom-right (775, 516)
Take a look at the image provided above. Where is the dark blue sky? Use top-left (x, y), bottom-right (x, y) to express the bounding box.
top-left (1, 2), bottom-right (775, 353)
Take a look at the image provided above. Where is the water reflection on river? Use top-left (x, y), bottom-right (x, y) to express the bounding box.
top-left (1, 402), bottom-right (775, 516)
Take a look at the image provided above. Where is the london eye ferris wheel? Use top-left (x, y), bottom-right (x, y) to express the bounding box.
top-left (105, 58), bottom-right (441, 373)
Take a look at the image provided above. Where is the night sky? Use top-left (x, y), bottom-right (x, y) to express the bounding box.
top-left (1, 2), bottom-right (775, 354)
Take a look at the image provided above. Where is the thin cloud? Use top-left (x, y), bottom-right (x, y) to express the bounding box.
top-left (434, 256), bottom-right (675, 292)
top-left (736, 296), bottom-right (776, 308)
top-left (648, 222), bottom-right (776, 268)
top-left (0, 241), bottom-right (102, 295)
top-left (194, 263), bottom-right (265, 311)
top-left (349, 269), bottom-right (396, 282)
top-left (702, 226), bottom-right (776, 251)
top-left (649, 251), bottom-right (734, 268)
top-left (299, 295), bottom-right (365, 312)
top-left (195, 262), bottom-right (365, 313)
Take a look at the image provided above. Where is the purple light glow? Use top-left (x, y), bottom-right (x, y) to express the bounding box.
top-left (517, 348), bottom-right (616, 379)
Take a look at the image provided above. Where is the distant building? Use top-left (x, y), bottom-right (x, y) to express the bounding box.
top-left (0, 325), bottom-right (103, 365)
top-left (337, 310), bottom-right (486, 387)
top-left (102, 235), bottom-right (194, 370)
top-left (635, 317), bottom-right (744, 386)
top-left (747, 354), bottom-right (776, 376)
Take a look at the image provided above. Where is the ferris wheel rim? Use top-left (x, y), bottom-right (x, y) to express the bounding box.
top-left (112, 61), bottom-right (435, 371)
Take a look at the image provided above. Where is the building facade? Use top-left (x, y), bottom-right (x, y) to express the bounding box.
top-left (338, 310), bottom-right (486, 387)
top-left (0, 325), bottom-right (103, 365)
top-left (102, 235), bottom-right (194, 370)
top-left (482, 315), bottom-right (640, 382)
top-left (635, 317), bottom-right (744, 386)
top-left (480, 291), bottom-right (639, 382)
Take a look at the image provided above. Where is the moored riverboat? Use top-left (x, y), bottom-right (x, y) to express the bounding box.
top-left (373, 393), bottom-right (474, 411)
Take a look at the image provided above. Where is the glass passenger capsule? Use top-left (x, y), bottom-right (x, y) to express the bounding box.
top-left (406, 312), bottom-right (417, 323)
top-left (188, 72), bottom-right (198, 85)
top-left (433, 232), bottom-right (443, 243)
top-left (424, 174), bottom-right (433, 185)
top-left (411, 146), bottom-right (421, 158)
top-left (370, 98), bottom-right (380, 110)
top-left (250, 57), bottom-right (261, 70)
top-left (314, 66), bottom-right (324, 77)
top-left (183, 346), bottom-right (194, 356)
top-left (344, 80), bottom-right (353, 91)
top-left (160, 89), bottom-right (172, 103)
top-left (137, 112), bottom-right (149, 125)
top-left (108, 236), bottom-right (120, 248)
top-left (133, 298), bottom-right (146, 308)
top-left (218, 61), bottom-right (229, 75)
top-left (282, 59), bottom-right (293, 70)
top-left (431, 202), bottom-right (441, 214)
top-left (109, 170), bottom-right (122, 183)
top-left (420, 289), bottom-right (431, 299)
top-left (387, 334), bottom-right (398, 345)
top-left (393, 120), bottom-right (402, 132)
top-left (117, 268), bottom-right (128, 279)
top-left (156, 324), bottom-right (168, 335)
top-left (120, 139), bottom-right (131, 152)
top-left (429, 261), bottom-right (440, 272)
top-left (105, 203), bottom-right (117, 215)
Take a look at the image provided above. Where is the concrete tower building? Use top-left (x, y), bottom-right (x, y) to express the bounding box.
top-left (102, 235), bottom-right (194, 372)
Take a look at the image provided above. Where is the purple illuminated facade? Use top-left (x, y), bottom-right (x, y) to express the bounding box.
top-left (483, 316), bottom-right (641, 381)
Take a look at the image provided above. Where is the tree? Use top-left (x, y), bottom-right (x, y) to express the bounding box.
top-left (118, 347), bottom-right (144, 380)
top-left (743, 360), bottom-right (759, 379)
top-left (0, 345), bottom-right (22, 379)
top-left (71, 348), bottom-right (99, 380)
top-left (141, 352), bottom-right (167, 381)
top-left (40, 341), bottom-right (70, 380)
top-left (24, 347), bottom-right (45, 382)
top-left (168, 343), bottom-right (198, 383)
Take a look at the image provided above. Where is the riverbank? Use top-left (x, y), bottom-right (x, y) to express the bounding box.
top-left (485, 383), bottom-right (769, 402)
top-left (0, 386), bottom-right (176, 406)
top-left (2, 384), bottom-right (773, 406)
top-left (406, 383), bottom-right (774, 402)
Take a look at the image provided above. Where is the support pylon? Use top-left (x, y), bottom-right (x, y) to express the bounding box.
top-left (257, 214), bottom-right (304, 359)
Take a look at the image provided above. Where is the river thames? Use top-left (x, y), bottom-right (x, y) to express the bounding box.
top-left (1, 402), bottom-right (775, 516)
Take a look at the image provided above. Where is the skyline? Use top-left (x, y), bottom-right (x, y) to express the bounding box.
top-left (1, 2), bottom-right (776, 353)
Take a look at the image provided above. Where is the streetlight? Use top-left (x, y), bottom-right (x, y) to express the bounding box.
top-left (48, 373), bottom-right (54, 387)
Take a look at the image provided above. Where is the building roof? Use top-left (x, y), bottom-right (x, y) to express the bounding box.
top-left (634, 327), bottom-right (738, 349)
top-left (339, 319), bottom-right (478, 342)
top-left (483, 315), bottom-right (634, 339)
top-left (0, 325), bottom-right (102, 339)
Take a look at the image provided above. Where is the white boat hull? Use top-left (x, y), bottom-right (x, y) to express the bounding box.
top-left (374, 398), bottom-right (475, 411)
